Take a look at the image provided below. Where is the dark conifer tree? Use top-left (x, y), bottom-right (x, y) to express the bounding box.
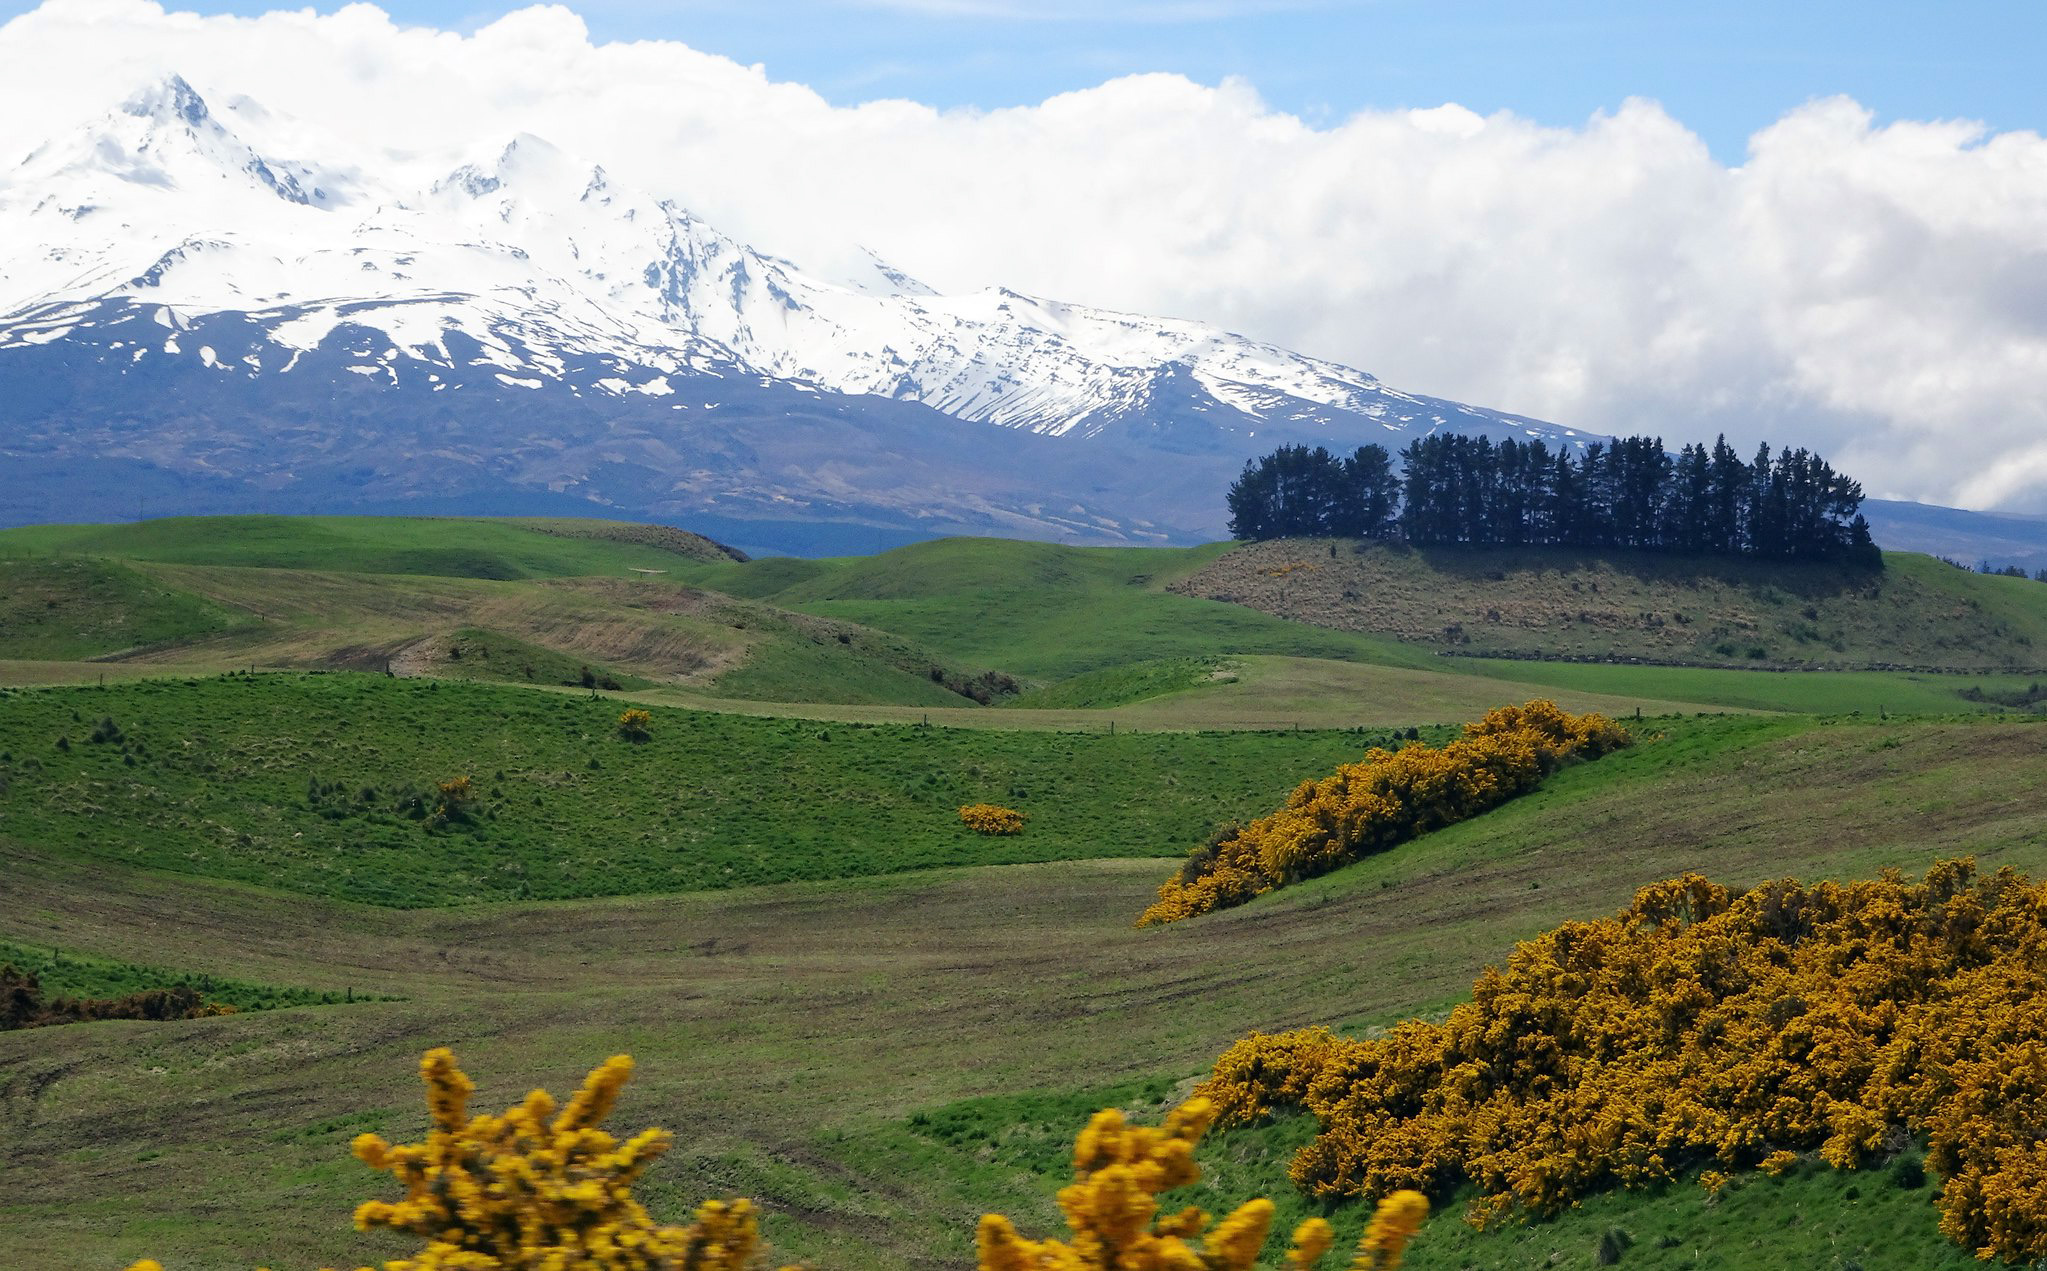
top-left (1705, 435), bottom-right (1748, 554)
top-left (1663, 443), bottom-right (1711, 554)
top-left (1229, 430), bottom-right (1874, 568)
top-left (1330, 444), bottom-right (1400, 539)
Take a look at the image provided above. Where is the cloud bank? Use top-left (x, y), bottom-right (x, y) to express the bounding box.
top-left (4, 0), bottom-right (2045, 511)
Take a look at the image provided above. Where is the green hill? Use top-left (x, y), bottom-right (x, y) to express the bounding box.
top-left (11, 516), bottom-right (2047, 1270)
top-left (0, 518), bottom-right (1025, 709)
top-left (0, 557), bottom-right (253, 659)
top-left (0, 674), bottom-right (1399, 905)
top-left (666, 534), bottom-right (2047, 717)
top-left (4, 707), bottom-right (2041, 1269)
top-left (11, 517), bottom-right (2047, 720)
top-left (0, 514), bottom-right (739, 578)
top-left (1177, 537), bottom-right (2047, 671)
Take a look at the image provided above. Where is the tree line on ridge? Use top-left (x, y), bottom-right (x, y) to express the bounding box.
top-left (1226, 434), bottom-right (1880, 564)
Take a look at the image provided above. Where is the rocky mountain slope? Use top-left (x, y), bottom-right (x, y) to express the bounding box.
top-left (0, 75), bottom-right (1586, 547)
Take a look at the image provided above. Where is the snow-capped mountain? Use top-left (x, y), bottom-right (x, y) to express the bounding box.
top-left (0, 75), bottom-right (1589, 548)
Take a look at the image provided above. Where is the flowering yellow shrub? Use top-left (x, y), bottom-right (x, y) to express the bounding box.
top-left (960, 803), bottom-right (1027, 835)
top-left (617, 708), bottom-right (653, 741)
top-left (1195, 858), bottom-right (2047, 1263)
top-left (344, 1047), bottom-right (792, 1271)
top-left (975, 1096), bottom-right (1427, 1271)
top-left (432, 776), bottom-right (475, 824)
top-left (1139, 701), bottom-right (1628, 925)
top-left (127, 1048), bottom-right (796, 1271)
top-left (128, 1054), bottom-right (1427, 1271)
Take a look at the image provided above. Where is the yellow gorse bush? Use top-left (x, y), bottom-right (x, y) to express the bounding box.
top-left (960, 803), bottom-right (1027, 836)
top-left (432, 776), bottom-right (475, 824)
top-left (974, 1096), bottom-right (1427, 1271)
top-left (617, 709), bottom-right (653, 741)
top-left (342, 1047), bottom-right (777, 1271)
top-left (1196, 858), bottom-right (2047, 1263)
top-left (122, 1048), bottom-right (798, 1271)
top-left (1139, 700), bottom-right (1628, 925)
top-left (127, 1055), bottom-right (1427, 1271)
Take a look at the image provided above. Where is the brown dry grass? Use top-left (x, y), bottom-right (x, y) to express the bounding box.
top-left (1177, 540), bottom-right (2047, 671)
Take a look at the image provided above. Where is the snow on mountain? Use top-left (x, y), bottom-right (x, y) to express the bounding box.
top-left (0, 75), bottom-right (1590, 545)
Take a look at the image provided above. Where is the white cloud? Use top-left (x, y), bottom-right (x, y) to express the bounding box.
top-left (3, 0), bottom-right (2046, 510)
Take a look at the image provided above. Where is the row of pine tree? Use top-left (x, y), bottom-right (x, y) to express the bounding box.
top-left (1226, 434), bottom-right (1879, 563)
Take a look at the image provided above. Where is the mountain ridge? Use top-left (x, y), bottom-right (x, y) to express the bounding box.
top-left (0, 73), bottom-right (1591, 548)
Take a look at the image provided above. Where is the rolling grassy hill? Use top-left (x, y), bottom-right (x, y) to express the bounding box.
top-left (0, 674), bottom-right (1415, 905)
top-left (0, 556), bottom-right (255, 659)
top-left (1176, 538), bottom-right (2047, 671)
top-left (8, 516), bottom-right (2045, 721)
top-left (0, 514), bottom-right (740, 578)
top-left (4, 709), bottom-right (2041, 1269)
top-left (0, 521), bottom-right (1025, 709)
top-left (666, 536), bottom-right (1438, 679)
top-left (667, 534), bottom-right (2047, 718)
top-left (6, 516), bottom-right (2047, 1268)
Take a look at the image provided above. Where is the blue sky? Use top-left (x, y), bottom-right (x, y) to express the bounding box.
top-left (4, 0), bottom-right (2041, 159)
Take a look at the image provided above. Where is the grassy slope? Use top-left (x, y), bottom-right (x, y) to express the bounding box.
top-left (1, 559), bottom-right (1006, 711)
top-left (0, 515), bottom-right (734, 579)
top-left (6, 518), bottom-right (2029, 721)
top-left (0, 940), bottom-right (367, 1014)
top-left (674, 536), bottom-right (2045, 718)
top-left (1176, 539), bottom-right (2047, 670)
top-left (419, 626), bottom-right (656, 691)
top-left (0, 675), bottom-right (1401, 905)
top-left (4, 712), bottom-right (2043, 1269)
top-left (0, 558), bottom-right (252, 659)
top-left (1004, 657), bottom-right (1224, 709)
top-left (891, 1085), bottom-right (1963, 1271)
top-left (671, 537), bottom-right (1442, 678)
top-left (1454, 657), bottom-right (2046, 718)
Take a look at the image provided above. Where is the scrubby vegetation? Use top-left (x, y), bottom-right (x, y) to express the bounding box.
top-left (1140, 701), bottom-right (1629, 925)
top-left (976, 1096), bottom-right (1427, 1271)
top-left (123, 1047), bottom-right (1427, 1271)
top-left (617, 708), bottom-right (654, 741)
top-left (1, 963), bottom-right (237, 1028)
top-left (960, 803), bottom-right (1027, 836)
top-left (1176, 540), bottom-right (2047, 675)
top-left (0, 941), bottom-right (382, 1025)
top-left (1198, 858), bottom-right (2047, 1263)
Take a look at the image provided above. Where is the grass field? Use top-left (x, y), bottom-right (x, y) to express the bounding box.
top-left (0, 515), bottom-right (736, 578)
top-left (668, 537), bottom-right (1443, 679)
top-left (4, 712), bottom-right (2040, 1269)
top-left (10, 516), bottom-right (2047, 1270)
top-left (0, 940), bottom-right (370, 1014)
top-left (7, 517), bottom-right (2038, 724)
top-left (1453, 656), bottom-right (2041, 717)
top-left (1178, 539), bottom-right (2047, 671)
top-left (0, 558), bottom-right (253, 659)
top-left (609, 654), bottom-right (1707, 732)
top-left (0, 674), bottom-right (1421, 905)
